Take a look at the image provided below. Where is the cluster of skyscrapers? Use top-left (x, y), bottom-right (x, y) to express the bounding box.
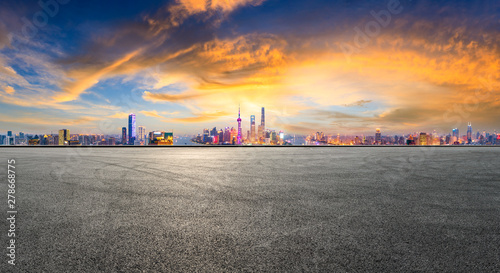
top-left (305, 122), bottom-right (499, 146)
top-left (193, 107), bottom-right (289, 145)
top-left (0, 113), bottom-right (174, 146)
top-left (1, 114), bottom-right (498, 146)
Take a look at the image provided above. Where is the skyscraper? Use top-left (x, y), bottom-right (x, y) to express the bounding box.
top-left (375, 128), bottom-right (381, 144)
top-left (419, 132), bottom-right (428, 145)
top-left (58, 129), bottom-right (70, 146)
top-left (250, 115), bottom-right (256, 142)
top-left (138, 126), bottom-right (146, 145)
top-left (122, 127), bottom-right (127, 145)
top-left (237, 105), bottom-right (242, 145)
top-left (467, 122), bottom-right (472, 144)
top-left (7, 131), bottom-right (12, 145)
top-left (261, 107), bottom-right (265, 136)
top-left (128, 113), bottom-right (136, 145)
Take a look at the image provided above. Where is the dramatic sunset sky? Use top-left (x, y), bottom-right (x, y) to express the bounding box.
top-left (0, 0), bottom-right (498, 135)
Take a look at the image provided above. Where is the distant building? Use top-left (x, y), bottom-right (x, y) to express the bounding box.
top-left (250, 115), bottom-right (256, 142)
top-left (375, 128), bottom-right (381, 144)
top-left (122, 127), bottom-right (127, 145)
top-left (7, 131), bottom-right (13, 145)
top-left (58, 129), bottom-right (70, 146)
top-left (419, 133), bottom-right (428, 145)
top-left (138, 126), bottom-right (146, 145)
top-left (237, 106), bottom-right (242, 145)
top-left (128, 113), bottom-right (136, 145)
top-left (467, 122), bottom-right (472, 144)
top-left (148, 131), bottom-right (173, 145)
top-left (261, 107), bottom-right (265, 134)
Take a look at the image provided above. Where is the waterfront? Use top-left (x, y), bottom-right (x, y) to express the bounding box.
top-left (0, 147), bottom-right (499, 271)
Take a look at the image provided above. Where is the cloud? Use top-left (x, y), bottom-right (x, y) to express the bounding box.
top-left (176, 0), bottom-right (266, 14)
top-left (55, 49), bottom-right (143, 102)
top-left (343, 100), bottom-right (372, 107)
top-left (143, 90), bottom-right (214, 103)
top-left (3, 85), bottom-right (14, 94)
top-left (107, 112), bottom-right (130, 119)
top-left (0, 21), bottom-right (10, 49)
top-left (170, 110), bottom-right (232, 123)
top-left (139, 110), bottom-right (164, 118)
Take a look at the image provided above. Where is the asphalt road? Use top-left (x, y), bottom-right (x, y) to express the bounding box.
top-left (0, 147), bottom-right (499, 272)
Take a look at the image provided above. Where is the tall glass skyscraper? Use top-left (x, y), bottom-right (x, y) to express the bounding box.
top-left (261, 107), bottom-right (265, 132)
top-left (467, 122), bottom-right (472, 144)
top-left (128, 113), bottom-right (136, 145)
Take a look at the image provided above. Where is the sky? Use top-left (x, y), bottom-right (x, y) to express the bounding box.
top-left (0, 0), bottom-right (498, 136)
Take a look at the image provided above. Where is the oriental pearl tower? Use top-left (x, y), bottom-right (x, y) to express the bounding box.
top-left (237, 105), bottom-right (242, 145)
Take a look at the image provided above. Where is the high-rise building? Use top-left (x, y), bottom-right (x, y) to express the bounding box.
top-left (237, 106), bottom-right (242, 145)
top-left (419, 133), bottom-right (428, 145)
top-left (250, 115), bottom-right (256, 142)
top-left (224, 127), bottom-right (231, 143)
top-left (467, 122), bottom-right (472, 144)
top-left (128, 113), bottom-right (136, 145)
top-left (375, 128), bottom-right (381, 144)
top-left (261, 107), bottom-right (265, 137)
top-left (138, 126), bottom-right (146, 145)
top-left (122, 127), bottom-right (127, 145)
top-left (7, 131), bottom-right (12, 145)
top-left (211, 127), bottom-right (217, 137)
top-left (203, 129), bottom-right (210, 143)
top-left (58, 129), bottom-right (70, 146)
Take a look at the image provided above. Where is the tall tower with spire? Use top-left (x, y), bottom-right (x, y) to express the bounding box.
top-left (237, 105), bottom-right (242, 145)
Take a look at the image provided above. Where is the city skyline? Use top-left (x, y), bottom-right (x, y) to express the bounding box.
top-left (0, 0), bottom-right (498, 134)
top-left (1, 109), bottom-right (498, 146)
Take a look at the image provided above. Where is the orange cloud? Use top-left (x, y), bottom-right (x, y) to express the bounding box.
top-left (107, 112), bottom-right (130, 119)
top-left (3, 85), bottom-right (14, 94)
top-left (170, 110), bottom-right (232, 123)
top-left (55, 49), bottom-right (143, 102)
top-left (139, 110), bottom-right (164, 118)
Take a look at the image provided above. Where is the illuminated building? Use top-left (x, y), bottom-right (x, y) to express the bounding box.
top-left (148, 131), bottom-right (174, 145)
top-left (28, 138), bottom-right (40, 146)
top-left (128, 113), bottom-right (136, 145)
top-left (203, 129), bottom-right (210, 143)
top-left (230, 127), bottom-right (237, 144)
top-left (452, 128), bottom-right (460, 144)
top-left (237, 106), bottom-right (242, 145)
top-left (58, 129), bottom-right (70, 146)
top-left (109, 137), bottom-right (116, 146)
top-left (138, 126), bottom-right (146, 145)
top-left (419, 133), bottom-right (428, 145)
top-left (375, 128), bottom-right (381, 144)
top-left (261, 107), bottom-right (265, 138)
top-left (467, 122), bottom-right (472, 144)
top-left (224, 127), bottom-right (231, 143)
top-left (218, 130), bottom-right (224, 144)
top-left (250, 115), bottom-right (256, 142)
